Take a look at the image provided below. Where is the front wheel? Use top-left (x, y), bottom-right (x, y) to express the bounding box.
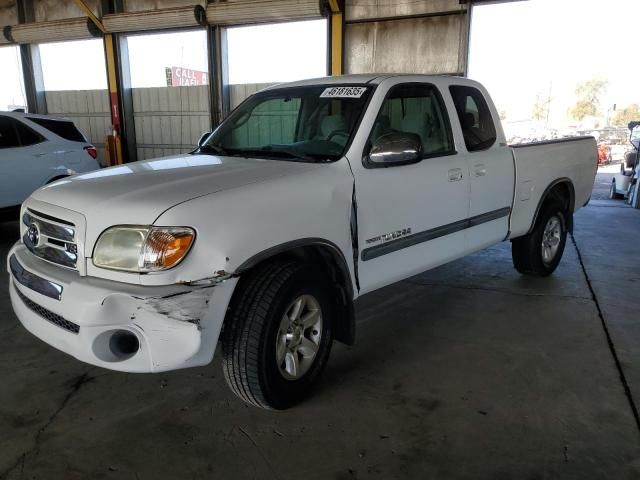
top-left (220, 259), bottom-right (334, 409)
top-left (512, 202), bottom-right (568, 276)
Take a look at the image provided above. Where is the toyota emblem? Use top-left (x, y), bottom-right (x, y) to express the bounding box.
top-left (27, 223), bottom-right (40, 246)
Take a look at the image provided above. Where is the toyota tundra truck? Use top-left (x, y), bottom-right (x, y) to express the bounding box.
top-left (7, 75), bottom-right (597, 409)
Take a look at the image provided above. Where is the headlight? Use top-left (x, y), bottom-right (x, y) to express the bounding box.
top-left (93, 226), bottom-right (195, 272)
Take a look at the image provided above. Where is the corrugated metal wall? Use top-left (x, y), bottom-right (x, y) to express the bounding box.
top-left (229, 83), bottom-right (275, 110)
top-left (132, 85), bottom-right (210, 160)
top-left (45, 89), bottom-right (109, 165)
top-left (43, 83), bottom-right (276, 164)
top-left (0, 1), bottom-right (17, 29)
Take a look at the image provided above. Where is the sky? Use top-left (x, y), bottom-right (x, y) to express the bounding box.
top-left (1, 2), bottom-right (639, 124)
top-left (468, 0), bottom-right (640, 128)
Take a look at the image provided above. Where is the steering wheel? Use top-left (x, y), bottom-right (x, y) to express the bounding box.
top-left (326, 129), bottom-right (350, 143)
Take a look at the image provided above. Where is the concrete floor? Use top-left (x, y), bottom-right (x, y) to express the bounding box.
top-left (1, 172), bottom-right (639, 479)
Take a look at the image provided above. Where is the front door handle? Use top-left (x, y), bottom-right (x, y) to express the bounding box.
top-left (474, 164), bottom-right (487, 177)
top-left (448, 168), bottom-right (463, 182)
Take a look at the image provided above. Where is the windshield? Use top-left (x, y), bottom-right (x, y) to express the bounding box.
top-left (201, 85), bottom-right (372, 162)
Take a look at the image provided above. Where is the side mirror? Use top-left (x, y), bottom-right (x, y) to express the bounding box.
top-left (368, 132), bottom-right (423, 167)
top-left (197, 131), bottom-right (212, 147)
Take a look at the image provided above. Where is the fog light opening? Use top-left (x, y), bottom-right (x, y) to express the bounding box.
top-left (109, 330), bottom-right (140, 360)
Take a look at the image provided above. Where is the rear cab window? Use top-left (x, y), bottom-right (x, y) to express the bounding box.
top-left (27, 117), bottom-right (87, 143)
top-left (449, 85), bottom-right (497, 152)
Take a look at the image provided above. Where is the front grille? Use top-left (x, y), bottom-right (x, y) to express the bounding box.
top-left (15, 285), bottom-right (80, 334)
top-left (22, 209), bottom-right (78, 270)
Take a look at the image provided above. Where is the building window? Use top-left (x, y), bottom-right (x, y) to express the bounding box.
top-left (125, 30), bottom-right (210, 160)
top-left (0, 46), bottom-right (26, 111)
top-left (226, 19), bottom-right (327, 108)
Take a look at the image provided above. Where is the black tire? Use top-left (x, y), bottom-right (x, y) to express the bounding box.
top-left (609, 179), bottom-right (623, 199)
top-left (220, 259), bottom-right (334, 410)
top-left (511, 202), bottom-right (568, 276)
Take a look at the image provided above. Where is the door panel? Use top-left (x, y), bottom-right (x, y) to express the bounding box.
top-left (465, 147), bottom-right (514, 249)
top-left (354, 83), bottom-right (470, 294)
top-left (0, 116), bottom-right (50, 208)
top-left (448, 85), bottom-right (514, 252)
top-left (1, 145), bottom-right (52, 208)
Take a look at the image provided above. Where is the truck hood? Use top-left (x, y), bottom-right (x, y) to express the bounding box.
top-left (30, 154), bottom-right (320, 243)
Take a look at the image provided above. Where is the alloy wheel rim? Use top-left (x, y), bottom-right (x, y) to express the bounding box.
top-left (276, 294), bottom-right (323, 380)
top-left (541, 215), bottom-right (562, 264)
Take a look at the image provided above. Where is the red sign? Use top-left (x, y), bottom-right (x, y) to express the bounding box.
top-left (166, 67), bottom-right (209, 87)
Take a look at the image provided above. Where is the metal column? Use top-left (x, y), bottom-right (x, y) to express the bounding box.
top-left (16, 0), bottom-right (46, 114)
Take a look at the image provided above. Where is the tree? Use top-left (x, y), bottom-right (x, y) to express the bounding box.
top-left (499, 110), bottom-right (507, 121)
top-left (612, 104), bottom-right (640, 127)
top-left (569, 78), bottom-right (608, 121)
top-left (531, 93), bottom-right (550, 122)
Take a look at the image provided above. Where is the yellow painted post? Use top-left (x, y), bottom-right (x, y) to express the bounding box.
top-left (328, 0), bottom-right (343, 76)
top-left (103, 33), bottom-right (123, 165)
top-left (73, 0), bottom-right (123, 165)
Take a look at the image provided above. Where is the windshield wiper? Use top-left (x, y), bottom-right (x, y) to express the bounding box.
top-left (198, 144), bottom-right (328, 162)
top-left (197, 143), bottom-right (229, 156)
top-left (257, 146), bottom-right (319, 162)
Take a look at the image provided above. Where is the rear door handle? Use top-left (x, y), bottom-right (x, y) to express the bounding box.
top-left (448, 168), bottom-right (463, 182)
top-left (474, 164), bottom-right (487, 177)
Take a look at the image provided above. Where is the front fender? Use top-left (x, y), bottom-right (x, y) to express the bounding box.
top-left (152, 159), bottom-right (357, 293)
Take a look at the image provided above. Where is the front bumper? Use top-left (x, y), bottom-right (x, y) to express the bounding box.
top-left (7, 243), bottom-right (238, 373)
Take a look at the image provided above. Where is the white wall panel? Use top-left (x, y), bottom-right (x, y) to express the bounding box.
top-left (345, 0), bottom-right (464, 22)
top-left (345, 14), bottom-right (468, 75)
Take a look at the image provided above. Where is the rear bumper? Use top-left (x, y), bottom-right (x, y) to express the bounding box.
top-left (7, 243), bottom-right (238, 373)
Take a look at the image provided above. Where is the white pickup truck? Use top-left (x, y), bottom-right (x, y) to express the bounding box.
top-left (7, 75), bottom-right (597, 409)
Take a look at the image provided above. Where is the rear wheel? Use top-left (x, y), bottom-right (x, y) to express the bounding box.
top-left (221, 259), bottom-right (334, 409)
top-left (512, 202), bottom-right (568, 276)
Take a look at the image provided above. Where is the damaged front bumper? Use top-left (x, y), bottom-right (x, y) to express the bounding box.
top-left (7, 243), bottom-right (238, 373)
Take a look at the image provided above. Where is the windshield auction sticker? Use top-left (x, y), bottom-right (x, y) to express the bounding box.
top-left (320, 86), bottom-right (367, 98)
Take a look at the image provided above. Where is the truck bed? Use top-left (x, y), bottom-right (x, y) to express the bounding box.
top-left (509, 136), bottom-right (597, 238)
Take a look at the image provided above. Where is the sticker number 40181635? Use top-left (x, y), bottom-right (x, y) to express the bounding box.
top-left (320, 86), bottom-right (367, 98)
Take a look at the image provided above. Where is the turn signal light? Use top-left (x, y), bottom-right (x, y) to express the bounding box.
top-left (142, 229), bottom-right (195, 270)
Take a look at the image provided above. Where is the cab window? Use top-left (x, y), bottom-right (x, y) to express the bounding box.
top-left (368, 83), bottom-right (454, 158)
top-left (449, 85), bottom-right (497, 152)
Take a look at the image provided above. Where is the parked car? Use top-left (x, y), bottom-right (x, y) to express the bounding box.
top-left (610, 121), bottom-right (640, 203)
top-left (609, 143), bottom-right (628, 163)
top-left (7, 75), bottom-right (597, 409)
top-left (0, 111), bottom-right (100, 220)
